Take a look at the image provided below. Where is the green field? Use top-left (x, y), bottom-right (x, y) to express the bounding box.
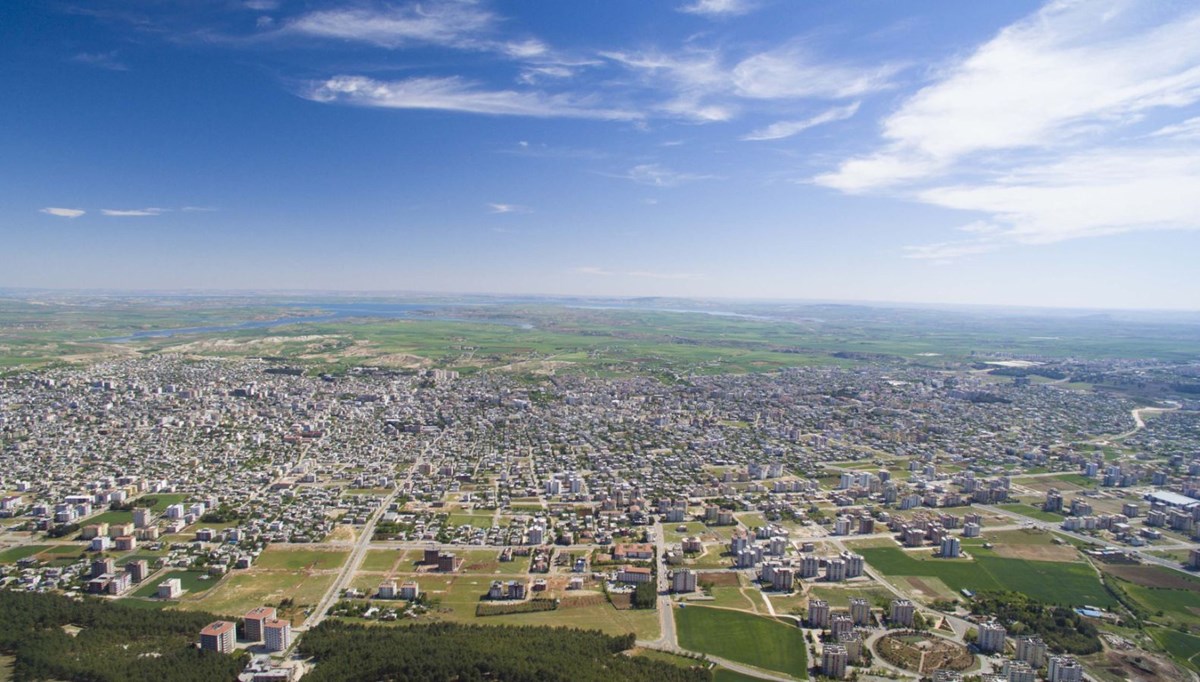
top-left (859, 547), bottom-right (1114, 607)
top-left (254, 547), bottom-right (350, 571)
top-left (1150, 628), bottom-right (1200, 672)
top-left (676, 606), bottom-right (808, 678)
top-left (131, 570), bottom-right (220, 598)
top-left (0, 545), bottom-right (49, 564)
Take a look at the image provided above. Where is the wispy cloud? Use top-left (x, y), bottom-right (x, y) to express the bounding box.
top-left (304, 75), bottom-right (640, 120)
top-left (70, 51), bottom-right (128, 71)
top-left (731, 49), bottom-right (898, 100)
top-left (283, 1), bottom-right (494, 50)
top-left (181, 206), bottom-right (218, 212)
top-left (40, 207), bottom-right (85, 218)
top-left (810, 1), bottom-right (1200, 259)
top-left (742, 102), bottom-right (859, 141)
top-left (678, 0), bottom-right (756, 17)
top-left (575, 266), bottom-right (701, 280)
top-left (603, 46), bottom-right (894, 123)
top-left (242, 0), bottom-right (279, 10)
top-left (487, 203), bottom-right (531, 214)
top-left (621, 163), bottom-right (715, 187)
top-left (101, 208), bottom-right (166, 217)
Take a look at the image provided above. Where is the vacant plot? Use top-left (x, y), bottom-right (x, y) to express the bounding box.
top-left (178, 570), bottom-right (337, 624)
top-left (996, 503), bottom-right (1067, 523)
top-left (676, 606), bottom-right (808, 678)
top-left (983, 530), bottom-right (1079, 562)
top-left (808, 585), bottom-right (893, 609)
top-left (254, 546), bottom-right (349, 571)
top-left (860, 547), bottom-right (1113, 607)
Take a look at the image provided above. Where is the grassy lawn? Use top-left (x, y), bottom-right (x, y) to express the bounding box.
top-left (676, 606), bottom-right (808, 678)
top-left (860, 547), bottom-right (1113, 607)
top-left (86, 510), bottom-right (135, 526)
top-left (0, 544), bottom-right (50, 563)
top-left (131, 570), bottom-right (221, 598)
top-left (254, 546), bottom-right (349, 571)
top-left (360, 549), bottom-right (402, 572)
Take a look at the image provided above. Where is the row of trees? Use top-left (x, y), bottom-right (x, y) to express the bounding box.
top-left (0, 591), bottom-right (246, 681)
top-left (299, 621), bottom-right (711, 682)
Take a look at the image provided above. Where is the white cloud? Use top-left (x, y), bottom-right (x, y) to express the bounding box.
top-left (487, 203), bottom-right (530, 214)
top-left (742, 102), bottom-right (860, 141)
top-left (284, 1), bottom-right (493, 49)
top-left (243, 0), bottom-right (279, 10)
top-left (818, 1), bottom-right (1200, 192)
top-left (101, 208), bottom-right (166, 216)
top-left (40, 207), bottom-right (85, 218)
top-left (678, 0), bottom-right (755, 17)
top-left (621, 163), bottom-right (714, 187)
top-left (810, 1), bottom-right (1200, 259)
top-left (503, 39), bottom-right (548, 59)
top-left (304, 75), bottom-right (640, 120)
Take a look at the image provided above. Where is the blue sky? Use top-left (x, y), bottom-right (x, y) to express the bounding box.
top-left (2, 0), bottom-right (1199, 309)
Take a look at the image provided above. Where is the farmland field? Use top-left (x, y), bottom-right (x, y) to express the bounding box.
top-left (859, 547), bottom-right (1113, 607)
top-left (676, 606), bottom-right (808, 678)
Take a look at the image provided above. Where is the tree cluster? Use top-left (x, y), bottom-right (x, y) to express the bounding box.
top-left (0, 591), bottom-right (246, 682)
top-left (970, 591), bottom-right (1101, 654)
top-left (298, 621), bottom-right (711, 682)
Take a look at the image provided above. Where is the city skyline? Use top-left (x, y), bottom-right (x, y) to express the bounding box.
top-left (3, 1), bottom-right (1200, 309)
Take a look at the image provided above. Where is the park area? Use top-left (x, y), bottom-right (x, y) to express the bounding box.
top-left (675, 605), bottom-right (808, 679)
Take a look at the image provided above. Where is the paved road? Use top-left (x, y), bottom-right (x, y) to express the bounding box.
top-left (302, 486), bottom-right (399, 630)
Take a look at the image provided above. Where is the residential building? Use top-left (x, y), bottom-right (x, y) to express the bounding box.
top-left (199, 621), bottom-right (236, 654)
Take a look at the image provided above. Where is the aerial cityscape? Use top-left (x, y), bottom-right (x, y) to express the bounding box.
top-left (3, 1), bottom-right (1200, 682)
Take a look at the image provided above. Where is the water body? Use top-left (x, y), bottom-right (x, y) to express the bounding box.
top-left (99, 303), bottom-right (530, 343)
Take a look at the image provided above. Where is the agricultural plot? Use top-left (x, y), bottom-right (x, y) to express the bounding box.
top-left (676, 606), bottom-right (808, 678)
top-left (860, 547), bottom-right (1114, 607)
top-left (1150, 628), bottom-right (1200, 672)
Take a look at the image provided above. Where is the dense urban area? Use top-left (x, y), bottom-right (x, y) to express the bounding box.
top-left (2, 300), bottom-right (1200, 682)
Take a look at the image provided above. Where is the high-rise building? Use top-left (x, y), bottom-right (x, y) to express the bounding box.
top-left (1047, 656), bottom-right (1084, 682)
top-left (978, 621), bottom-right (1007, 653)
top-left (849, 597), bottom-right (871, 626)
top-left (263, 619), bottom-right (291, 653)
top-left (671, 569), bottom-right (697, 593)
top-left (821, 645), bottom-right (848, 679)
top-left (890, 599), bottom-right (915, 627)
top-left (199, 621), bottom-right (236, 654)
top-left (244, 606), bottom-right (276, 642)
top-left (807, 598), bottom-right (830, 628)
top-left (1015, 636), bottom-right (1047, 668)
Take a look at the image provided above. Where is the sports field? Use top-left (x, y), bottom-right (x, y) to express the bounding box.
top-left (676, 606), bottom-right (808, 678)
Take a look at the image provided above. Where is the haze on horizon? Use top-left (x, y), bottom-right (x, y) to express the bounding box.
top-left (3, 0), bottom-right (1200, 311)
